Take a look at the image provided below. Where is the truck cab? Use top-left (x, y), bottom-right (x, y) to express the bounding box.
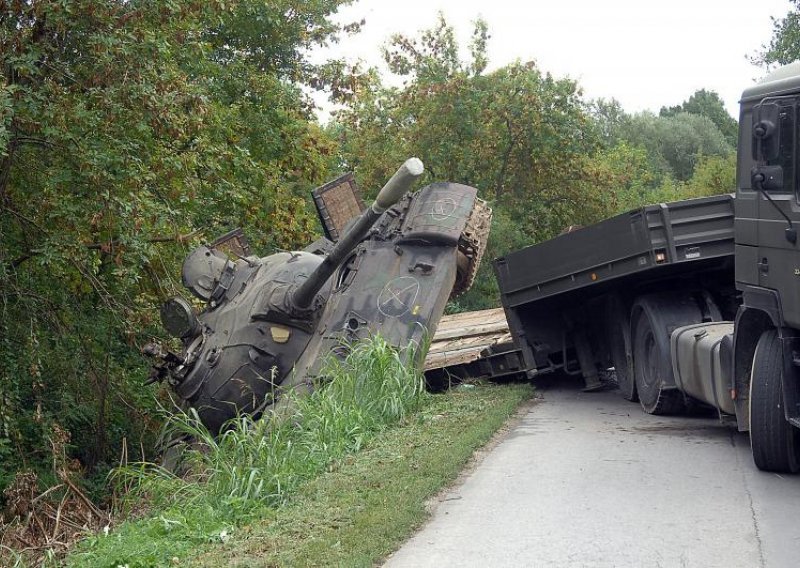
top-left (733, 62), bottom-right (800, 471)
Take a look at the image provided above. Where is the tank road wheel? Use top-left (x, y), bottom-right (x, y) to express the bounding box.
top-left (608, 297), bottom-right (636, 401)
top-left (632, 303), bottom-right (686, 415)
top-left (749, 329), bottom-right (800, 473)
top-left (451, 198), bottom-right (492, 297)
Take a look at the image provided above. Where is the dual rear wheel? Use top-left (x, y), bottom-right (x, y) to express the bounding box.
top-left (631, 305), bottom-right (687, 415)
top-left (622, 295), bottom-right (800, 472)
top-left (627, 294), bottom-right (702, 415)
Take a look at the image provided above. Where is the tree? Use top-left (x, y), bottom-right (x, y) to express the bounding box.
top-left (593, 143), bottom-right (657, 213)
top-left (660, 89), bottom-right (738, 146)
top-left (645, 154), bottom-right (737, 205)
top-left (335, 17), bottom-right (633, 309)
top-left (619, 111), bottom-right (733, 182)
top-left (0, 0), bottom-right (352, 499)
top-left (753, 1), bottom-right (800, 68)
top-left (590, 98), bottom-right (628, 147)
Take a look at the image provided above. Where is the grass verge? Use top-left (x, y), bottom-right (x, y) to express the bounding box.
top-left (188, 382), bottom-right (532, 567)
top-left (65, 335), bottom-right (532, 567)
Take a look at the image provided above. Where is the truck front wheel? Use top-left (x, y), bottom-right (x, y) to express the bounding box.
top-left (632, 306), bottom-right (686, 415)
top-left (749, 329), bottom-right (800, 473)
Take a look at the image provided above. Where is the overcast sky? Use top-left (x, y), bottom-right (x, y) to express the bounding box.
top-left (312, 0), bottom-right (794, 119)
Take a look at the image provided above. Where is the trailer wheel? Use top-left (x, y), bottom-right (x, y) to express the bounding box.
top-left (749, 329), bottom-right (800, 473)
top-left (632, 305), bottom-right (686, 415)
top-left (608, 297), bottom-right (636, 401)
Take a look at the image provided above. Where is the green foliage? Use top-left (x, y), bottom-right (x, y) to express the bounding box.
top-left (686, 154), bottom-right (737, 194)
top-left (0, 79), bottom-right (11, 155)
top-left (592, 143), bottom-right (657, 213)
top-left (187, 383), bottom-right (532, 567)
top-left (590, 94), bottom-right (736, 212)
top-left (617, 111), bottom-right (734, 182)
top-left (209, 0), bottom-right (356, 77)
top-left (649, 154), bottom-right (737, 204)
top-left (340, 17), bottom-right (605, 213)
top-left (383, 13), bottom-right (458, 80)
top-left (660, 89), bottom-right (739, 146)
top-left (591, 98), bottom-right (628, 146)
top-left (0, 0), bottom-right (351, 503)
top-left (754, 1), bottom-right (800, 68)
top-left (113, 337), bottom-right (425, 514)
top-left (69, 336), bottom-right (428, 566)
top-left (336, 16), bottom-right (738, 309)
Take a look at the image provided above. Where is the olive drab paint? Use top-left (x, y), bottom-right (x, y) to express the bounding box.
top-left (144, 159), bottom-right (491, 434)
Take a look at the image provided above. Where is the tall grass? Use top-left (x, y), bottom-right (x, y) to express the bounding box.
top-left (113, 336), bottom-right (427, 516)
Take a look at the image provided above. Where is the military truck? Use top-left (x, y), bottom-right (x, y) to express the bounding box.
top-left (494, 62), bottom-right (800, 473)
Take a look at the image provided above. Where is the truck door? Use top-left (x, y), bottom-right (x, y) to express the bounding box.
top-left (749, 100), bottom-right (800, 330)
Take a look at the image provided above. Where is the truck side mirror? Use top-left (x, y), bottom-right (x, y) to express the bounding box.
top-left (752, 102), bottom-right (781, 162)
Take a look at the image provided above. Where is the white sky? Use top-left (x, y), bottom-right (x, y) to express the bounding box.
top-left (312, 0), bottom-right (794, 119)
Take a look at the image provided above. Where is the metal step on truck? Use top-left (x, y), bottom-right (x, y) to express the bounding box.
top-left (494, 61), bottom-right (800, 473)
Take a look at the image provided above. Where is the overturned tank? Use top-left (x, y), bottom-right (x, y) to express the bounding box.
top-left (144, 159), bottom-right (491, 433)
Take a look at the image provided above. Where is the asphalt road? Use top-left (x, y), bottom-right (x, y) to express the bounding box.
top-left (385, 377), bottom-right (800, 568)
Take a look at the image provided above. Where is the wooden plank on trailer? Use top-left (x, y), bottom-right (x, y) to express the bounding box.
top-left (424, 308), bottom-right (511, 371)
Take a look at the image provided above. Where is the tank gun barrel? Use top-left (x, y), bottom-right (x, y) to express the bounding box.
top-left (292, 158), bottom-right (425, 309)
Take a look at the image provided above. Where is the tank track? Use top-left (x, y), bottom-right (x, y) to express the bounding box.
top-left (452, 197), bottom-right (492, 297)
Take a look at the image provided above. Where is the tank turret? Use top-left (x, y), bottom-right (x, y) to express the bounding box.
top-left (291, 158), bottom-right (424, 310)
top-left (145, 158), bottom-right (491, 434)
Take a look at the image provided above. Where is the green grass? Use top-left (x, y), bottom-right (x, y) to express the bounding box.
top-left (104, 337), bottom-right (428, 519)
top-left (187, 383), bottom-right (531, 567)
top-left (65, 337), bottom-right (532, 567)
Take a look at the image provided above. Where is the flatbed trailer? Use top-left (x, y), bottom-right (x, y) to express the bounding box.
top-left (494, 62), bottom-right (800, 473)
top-left (495, 194), bottom-right (736, 392)
top-left (497, 194), bottom-right (735, 308)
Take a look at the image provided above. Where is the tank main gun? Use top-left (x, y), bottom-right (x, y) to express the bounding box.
top-left (292, 158), bottom-right (424, 309)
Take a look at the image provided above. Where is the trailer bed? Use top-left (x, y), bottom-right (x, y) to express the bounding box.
top-left (494, 194), bottom-right (735, 310)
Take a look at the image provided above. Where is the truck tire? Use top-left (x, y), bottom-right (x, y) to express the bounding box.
top-left (608, 297), bottom-right (636, 401)
top-left (749, 329), bottom-right (800, 473)
top-left (632, 304), bottom-right (686, 415)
